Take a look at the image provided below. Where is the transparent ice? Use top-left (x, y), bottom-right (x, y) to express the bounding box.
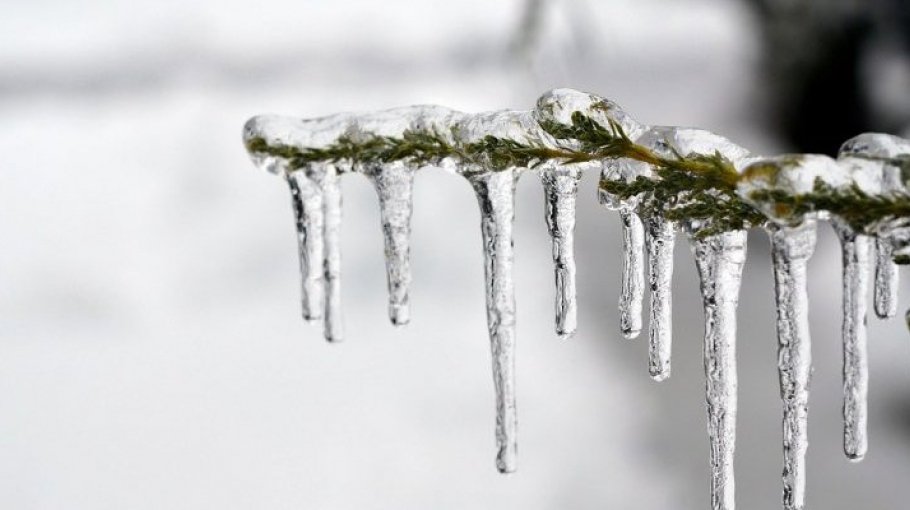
top-left (469, 168), bottom-right (520, 474)
top-left (541, 164), bottom-right (581, 340)
top-left (692, 231), bottom-right (746, 510)
top-left (839, 133), bottom-right (910, 319)
top-left (645, 216), bottom-right (675, 381)
top-left (244, 91), bottom-right (910, 510)
top-left (364, 160), bottom-right (415, 326)
top-left (831, 219), bottom-right (871, 461)
top-left (286, 169), bottom-right (325, 323)
top-left (619, 209), bottom-right (644, 339)
top-left (768, 222), bottom-right (817, 510)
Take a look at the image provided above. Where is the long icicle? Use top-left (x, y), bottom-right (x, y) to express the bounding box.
top-left (768, 222), bottom-right (817, 510)
top-left (541, 165), bottom-right (581, 340)
top-left (620, 209), bottom-right (645, 339)
top-left (645, 216), bottom-right (675, 381)
top-left (692, 230), bottom-right (747, 510)
top-left (873, 237), bottom-right (898, 319)
top-left (469, 168), bottom-right (520, 474)
top-left (831, 220), bottom-right (871, 461)
top-left (317, 163), bottom-right (344, 343)
top-left (287, 170), bottom-right (325, 323)
top-left (366, 161), bottom-right (416, 326)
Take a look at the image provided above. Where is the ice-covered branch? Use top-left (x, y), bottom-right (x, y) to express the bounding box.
top-left (243, 88), bottom-right (910, 510)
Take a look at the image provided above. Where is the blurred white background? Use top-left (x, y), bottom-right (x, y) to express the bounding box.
top-left (1, 0), bottom-right (910, 508)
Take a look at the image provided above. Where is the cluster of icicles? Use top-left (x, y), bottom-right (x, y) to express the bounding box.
top-left (243, 88), bottom-right (910, 510)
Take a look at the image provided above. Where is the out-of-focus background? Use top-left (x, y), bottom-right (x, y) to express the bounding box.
top-left (1, 0), bottom-right (910, 508)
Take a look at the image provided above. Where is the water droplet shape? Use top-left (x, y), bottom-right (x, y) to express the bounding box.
top-left (287, 170), bottom-right (325, 323)
top-left (365, 161), bottom-right (416, 326)
top-left (541, 165), bottom-right (581, 339)
top-left (645, 216), bottom-right (675, 381)
top-left (768, 222), bottom-right (817, 510)
top-left (469, 169), bottom-right (520, 474)
top-left (692, 230), bottom-right (747, 510)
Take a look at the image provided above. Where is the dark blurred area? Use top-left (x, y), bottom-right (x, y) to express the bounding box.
top-left (750, 0), bottom-right (910, 153)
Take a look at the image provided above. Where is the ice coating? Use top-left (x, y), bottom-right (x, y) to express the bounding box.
top-left (364, 161), bottom-right (415, 326)
top-left (287, 170), bottom-right (325, 322)
top-left (831, 219), bottom-right (871, 461)
top-left (540, 164), bottom-right (581, 339)
top-left (645, 127), bottom-right (752, 510)
top-left (645, 216), bottom-right (675, 381)
top-left (452, 109), bottom-right (550, 171)
top-left (244, 91), bottom-right (910, 509)
top-left (692, 231), bottom-right (747, 510)
top-left (469, 168), bottom-right (521, 474)
top-left (738, 154), bottom-right (846, 226)
top-left (619, 210), bottom-right (645, 339)
top-left (839, 133), bottom-right (910, 319)
top-left (243, 112), bottom-right (356, 175)
top-left (839, 132), bottom-right (910, 162)
top-left (768, 222), bottom-right (817, 510)
top-left (534, 88), bottom-right (646, 147)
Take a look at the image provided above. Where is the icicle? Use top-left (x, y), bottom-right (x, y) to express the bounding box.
top-left (691, 230), bottom-right (747, 510)
top-left (874, 237), bottom-right (898, 319)
top-left (469, 168), bottom-right (520, 474)
top-left (313, 163), bottom-right (344, 343)
top-left (645, 216), bottom-right (675, 381)
top-left (287, 170), bottom-right (325, 323)
top-left (619, 209), bottom-right (645, 339)
top-left (540, 165), bottom-right (581, 339)
top-left (831, 220), bottom-right (872, 461)
top-left (768, 222), bottom-right (817, 510)
top-left (365, 161), bottom-right (416, 326)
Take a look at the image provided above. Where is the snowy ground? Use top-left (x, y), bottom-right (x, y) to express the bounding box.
top-left (1, 0), bottom-right (910, 508)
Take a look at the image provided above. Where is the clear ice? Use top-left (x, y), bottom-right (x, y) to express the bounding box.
top-left (619, 210), bottom-right (645, 339)
top-left (541, 164), bottom-right (582, 339)
top-left (469, 168), bottom-right (520, 474)
top-left (768, 222), bottom-right (817, 510)
top-left (315, 163), bottom-right (345, 343)
top-left (839, 133), bottom-right (910, 320)
top-left (364, 161), bottom-right (415, 326)
top-left (645, 216), bottom-right (675, 381)
top-left (286, 169), bottom-right (325, 323)
top-left (831, 220), bottom-right (871, 461)
top-left (873, 238), bottom-right (898, 319)
top-left (643, 126), bottom-right (751, 510)
top-left (244, 91), bottom-right (910, 509)
top-left (693, 231), bottom-right (747, 510)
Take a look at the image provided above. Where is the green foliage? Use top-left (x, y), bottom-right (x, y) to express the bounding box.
top-left (746, 180), bottom-right (910, 233)
top-left (245, 111), bottom-right (910, 241)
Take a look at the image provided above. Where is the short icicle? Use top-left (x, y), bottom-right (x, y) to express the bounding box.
top-left (540, 165), bottom-right (581, 339)
top-left (316, 163), bottom-right (345, 343)
top-left (469, 168), bottom-right (520, 474)
top-left (645, 216), bottom-right (675, 381)
top-left (692, 230), bottom-right (747, 510)
top-left (768, 222), bottom-right (817, 510)
top-left (287, 169), bottom-right (325, 323)
top-left (365, 161), bottom-right (416, 326)
top-left (619, 209), bottom-right (645, 339)
top-left (831, 220), bottom-right (872, 461)
top-left (873, 237), bottom-right (898, 319)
